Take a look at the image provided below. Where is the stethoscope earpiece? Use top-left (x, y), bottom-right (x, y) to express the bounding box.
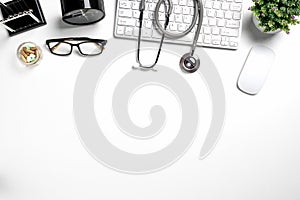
top-left (180, 53), bottom-right (200, 73)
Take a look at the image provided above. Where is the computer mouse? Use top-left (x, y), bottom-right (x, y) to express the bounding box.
top-left (237, 45), bottom-right (276, 95)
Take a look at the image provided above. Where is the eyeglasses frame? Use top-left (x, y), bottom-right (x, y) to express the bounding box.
top-left (46, 37), bottom-right (107, 56)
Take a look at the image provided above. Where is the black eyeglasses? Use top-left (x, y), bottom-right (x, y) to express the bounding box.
top-left (46, 37), bottom-right (107, 56)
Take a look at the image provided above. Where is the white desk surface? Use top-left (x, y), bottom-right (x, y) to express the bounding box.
top-left (1, 0), bottom-right (300, 200)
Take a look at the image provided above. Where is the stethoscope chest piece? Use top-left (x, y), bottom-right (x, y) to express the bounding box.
top-left (180, 53), bottom-right (200, 73)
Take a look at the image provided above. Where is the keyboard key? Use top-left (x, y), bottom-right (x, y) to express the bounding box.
top-left (204, 35), bottom-right (212, 44)
top-left (217, 19), bottom-right (225, 27)
top-left (222, 2), bottom-right (230, 10)
top-left (204, 27), bottom-right (211, 34)
top-left (207, 9), bottom-right (215, 17)
top-left (191, 27), bottom-right (196, 33)
top-left (200, 27), bottom-right (204, 34)
top-left (169, 15), bottom-right (175, 22)
top-left (221, 41), bottom-right (229, 46)
top-left (116, 26), bottom-right (125, 35)
top-left (216, 10), bottom-right (224, 18)
top-left (179, 0), bottom-right (187, 6)
top-left (132, 2), bottom-right (139, 10)
top-left (209, 18), bottom-right (217, 26)
top-left (233, 12), bottom-right (241, 20)
top-left (230, 3), bottom-right (242, 11)
top-left (119, 9), bottom-right (133, 17)
top-left (175, 15), bottom-right (183, 23)
top-left (229, 37), bottom-right (239, 47)
top-left (125, 27), bottom-right (133, 35)
top-left (222, 36), bottom-right (229, 41)
top-left (212, 35), bottom-right (221, 41)
top-left (120, 0), bottom-right (131, 9)
top-left (169, 23), bottom-right (177, 31)
top-left (118, 18), bottom-right (136, 26)
top-left (142, 29), bottom-right (152, 37)
top-left (172, 0), bottom-right (179, 5)
top-left (183, 7), bottom-right (190, 15)
top-left (212, 40), bottom-right (221, 45)
top-left (221, 28), bottom-right (239, 37)
top-left (202, 18), bottom-right (209, 25)
top-left (190, 7), bottom-right (195, 15)
top-left (144, 20), bottom-right (152, 28)
top-left (226, 20), bottom-right (240, 28)
top-left (205, 1), bottom-right (213, 9)
top-left (133, 28), bottom-right (139, 36)
top-left (230, 41), bottom-right (238, 47)
top-left (148, 3), bottom-right (156, 11)
top-left (212, 27), bottom-right (220, 35)
top-left (158, 13), bottom-right (165, 20)
top-left (213, 1), bottom-right (221, 9)
top-left (225, 11), bottom-right (233, 19)
top-left (148, 11), bottom-right (154, 19)
top-left (183, 15), bottom-right (192, 23)
top-left (133, 10), bottom-right (140, 18)
top-left (143, 11), bottom-right (150, 20)
top-left (159, 5), bottom-right (165, 12)
top-left (197, 34), bottom-right (203, 43)
top-left (187, 0), bottom-right (194, 6)
top-left (152, 29), bottom-right (161, 38)
top-left (178, 23), bottom-right (187, 31)
top-left (174, 6), bottom-right (182, 14)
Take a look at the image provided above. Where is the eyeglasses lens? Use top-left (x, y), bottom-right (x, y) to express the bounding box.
top-left (49, 42), bottom-right (72, 55)
top-left (79, 42), bottom-right (103, 55)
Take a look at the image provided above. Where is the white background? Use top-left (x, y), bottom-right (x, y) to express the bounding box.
top-left (0, 0), bottom-right (300, 200)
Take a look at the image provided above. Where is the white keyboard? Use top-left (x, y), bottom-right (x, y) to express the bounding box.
top-left (114, 0), bottom-right (243, 50)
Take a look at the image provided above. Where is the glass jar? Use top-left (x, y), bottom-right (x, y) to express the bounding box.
top-left (17, 42), bottom-right (42, 67)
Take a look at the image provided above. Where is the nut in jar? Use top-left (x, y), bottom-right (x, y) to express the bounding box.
top-left (17, 42), bottom-right (42, 66)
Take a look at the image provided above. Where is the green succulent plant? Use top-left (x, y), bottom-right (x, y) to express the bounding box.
top-left (250, 0), bottom-right (300, 33)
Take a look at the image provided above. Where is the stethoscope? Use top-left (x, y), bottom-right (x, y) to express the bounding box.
top-left (133, 0), bottom-right (204, 73)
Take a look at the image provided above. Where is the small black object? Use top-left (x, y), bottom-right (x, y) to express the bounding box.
top-left (60, 0), bottom-right (105, 25)
top-left (0, 0), bottom-right (46, 36)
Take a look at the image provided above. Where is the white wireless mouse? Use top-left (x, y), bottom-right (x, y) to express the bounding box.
top-left (237, 45), bottom-right (276, 95)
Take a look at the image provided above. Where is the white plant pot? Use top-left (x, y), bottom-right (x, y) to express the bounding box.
top-left (252, 14), bottom-right (281, 34)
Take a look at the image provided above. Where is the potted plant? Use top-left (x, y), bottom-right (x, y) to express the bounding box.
top-left (249, 0), bottom-right (300, 34)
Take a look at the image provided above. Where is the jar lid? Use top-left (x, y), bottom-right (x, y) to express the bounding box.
top-left (62, 8), bottom-right (105, 25)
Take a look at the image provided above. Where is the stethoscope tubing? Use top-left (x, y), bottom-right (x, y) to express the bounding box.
top-left (135, 0), bottom-right (172, 70)
top-left (136, 0), bottom-right (203, 69)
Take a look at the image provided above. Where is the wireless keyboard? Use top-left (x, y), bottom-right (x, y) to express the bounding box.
top-left (114, 0), bottom-right (243, 50)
